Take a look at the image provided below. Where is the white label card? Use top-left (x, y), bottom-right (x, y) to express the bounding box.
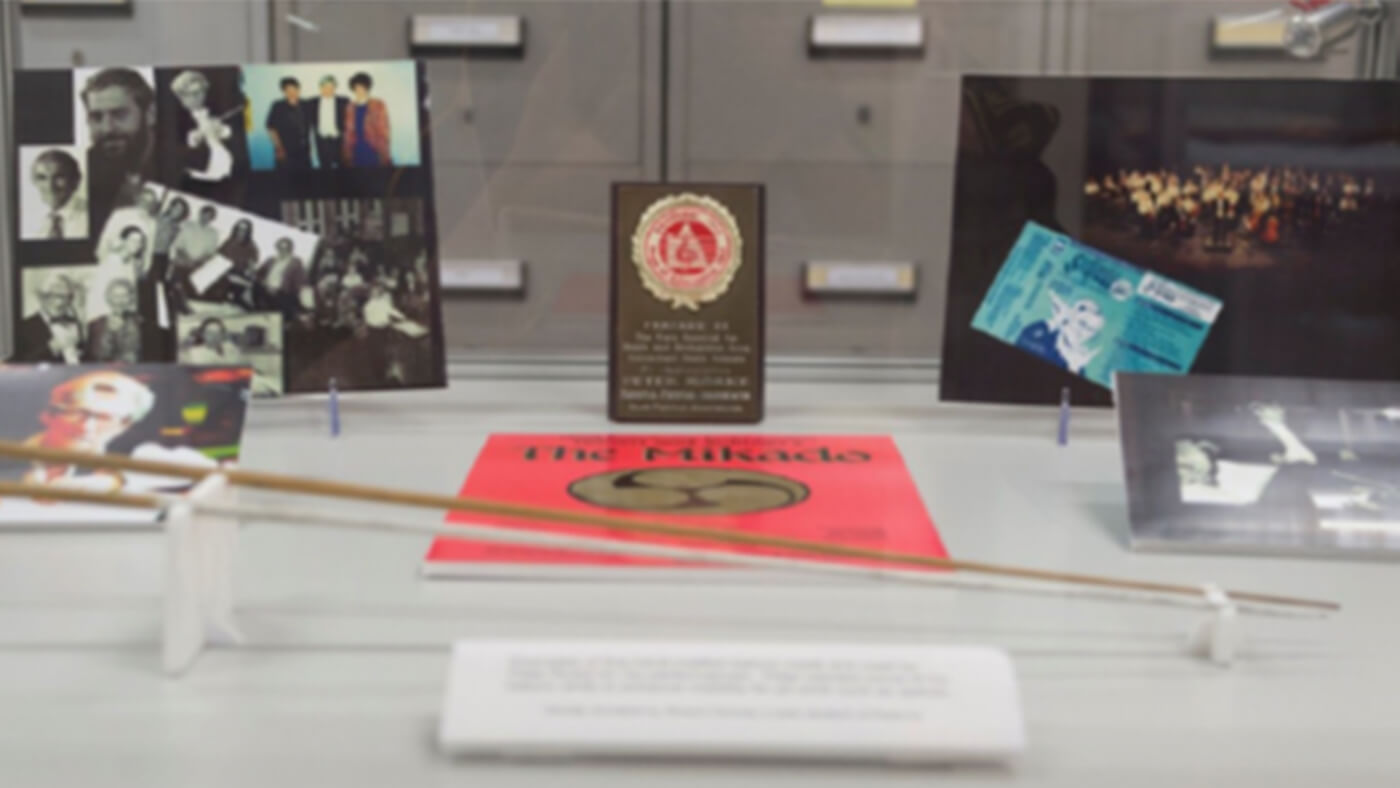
top-left (439, 260), bottom-right (525, 292)
top-left (410, 15), bottom-right (523, 48)
top-left (440, 640), bottom-right (1025, 764)
top-left (806, 261), bottom-right (917, 294)
top-left (810, 14), bottom-right (925, 49)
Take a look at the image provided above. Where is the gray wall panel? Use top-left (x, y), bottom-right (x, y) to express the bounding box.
top-left (1077, 0), bottom-right (1364, 77)
top-left (681, 161), bottom-right (952, 358)
top-left (287, 1), bottom-right (645, 166)
top-left (673, 0), bottom-right (1047, 360)
top-left (271, 0), bottom-right (663, 355)
top-left (679, 0), bottom-right (1043, 166)
top-left (433, 161), bottom-right (642, 353)
top-left (17, 0), bottom-right (265, 67)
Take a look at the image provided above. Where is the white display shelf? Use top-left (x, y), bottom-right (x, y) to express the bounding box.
top-left (0, 371), bottom-right (1395, 786)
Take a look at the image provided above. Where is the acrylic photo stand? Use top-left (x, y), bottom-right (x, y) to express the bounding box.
top-left (162, 473), bottom-right (242, 675)
top-left (154, 487), bottom-right (1252, 675)
top-left (150, 496), bottom-right (1266, 676)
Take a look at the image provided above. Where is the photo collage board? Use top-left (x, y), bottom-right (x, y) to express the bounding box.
top-left (9, 60), bottom-right (445, 395)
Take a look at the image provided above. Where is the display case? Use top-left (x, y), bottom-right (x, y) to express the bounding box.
top-left (3, 2), bottom-right (1400, 784)
top-left (5, 0), bottom-right (1389, 366)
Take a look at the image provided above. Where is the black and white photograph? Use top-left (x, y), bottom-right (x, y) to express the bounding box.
top-left (280, 198), bottom-right (436, 391)
top-left (19, 145), bottom-right (90, 241)
top-left (158, 188), bottom-right (319, 321)
top-left (176, 307), bottom-right (284, 397)
top-left (83, 181), bottom-right (172, 362)
top-left (93, 181), bottom-right (161, 273)
top-left (0, 363), bottom-right (252, 527)
top-left (154, 66), bottom-right (251, 205)
top-left (1117, 372), bottom-right (1400, 559)
top-left (14, 264), bottom-right (98, 364)
top-left (71, 65), bottom-right (158, 230)
top-left (941, 76), bottom-right (1400, 407)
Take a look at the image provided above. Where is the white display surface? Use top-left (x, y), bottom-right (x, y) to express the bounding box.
top-left (0, 365), bottom-right (1398, 785)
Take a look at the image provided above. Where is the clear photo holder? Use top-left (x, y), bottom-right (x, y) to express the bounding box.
top-left (162, 473), bottom-right (242, 675)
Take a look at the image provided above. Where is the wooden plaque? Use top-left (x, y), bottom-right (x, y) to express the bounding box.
top-left (609, 183), bottom-right (765, 423)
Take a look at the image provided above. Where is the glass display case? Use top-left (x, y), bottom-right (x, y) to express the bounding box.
top-left (4, 0), bottom-right (1392, 370)
top-left (2, 2), bottom-right (1399, 784)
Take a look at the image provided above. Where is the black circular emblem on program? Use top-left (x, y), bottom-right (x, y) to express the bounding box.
top-left (568, 467), bottom-right (810, 516)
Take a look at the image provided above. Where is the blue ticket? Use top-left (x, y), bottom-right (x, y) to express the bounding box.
top-left (971, 222), bottom-right (1222, 389)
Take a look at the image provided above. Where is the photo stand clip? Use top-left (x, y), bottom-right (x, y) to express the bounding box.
top-left (0, 440), bottom-right (1337, 678)
top-left (328, 377), bottom-right (341, 438)
top-left (1057, 386), bottom-right (1071, 446)
top-left (1187, 583), bottom-right (1239, 667)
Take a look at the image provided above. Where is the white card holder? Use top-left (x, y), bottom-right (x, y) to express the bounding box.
top-left (440, 640), bottom-right (1025, 765)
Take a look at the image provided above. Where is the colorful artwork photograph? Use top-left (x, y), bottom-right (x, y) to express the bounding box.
top-left (0, 363), bottom-right (252, 525)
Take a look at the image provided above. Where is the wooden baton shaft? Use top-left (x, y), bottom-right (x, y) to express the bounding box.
top-left (0, 440), bottom-right (1339, 612)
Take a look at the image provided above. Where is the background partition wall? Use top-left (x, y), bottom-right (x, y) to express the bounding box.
top-left (1, 0), bottom-right (1395, 367)
top-left (272, 0), bottom-right (667, 356)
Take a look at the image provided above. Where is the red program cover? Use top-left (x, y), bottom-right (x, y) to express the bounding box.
top-left (425, 434), bottom-right (947, 574)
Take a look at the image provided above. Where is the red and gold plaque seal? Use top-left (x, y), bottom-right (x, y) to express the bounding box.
top-left (631, 193), bottom-right (743, 311)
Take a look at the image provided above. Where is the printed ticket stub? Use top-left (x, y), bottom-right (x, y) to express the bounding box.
top-left (972, 221), bottom-right (1222, 389)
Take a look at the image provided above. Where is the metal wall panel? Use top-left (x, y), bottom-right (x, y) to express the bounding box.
top-left (273, 0), bottom-right (662, 354)
top-left (671, 0), bottom-right (1047, 360)
top-left (681, 1), bottom-right (1042, 166)
top-left (16, 0), bottom-right (268, 68)
top-left (1068, 0), bottom-right (1366, 78)
top-left (285, 1), bottom-right (645, 167)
